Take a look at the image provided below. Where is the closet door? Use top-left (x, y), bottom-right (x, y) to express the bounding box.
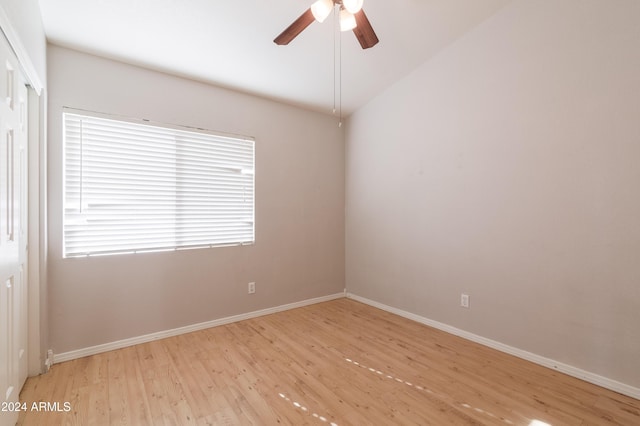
top-left (0, 31), bottom-right (28, 426)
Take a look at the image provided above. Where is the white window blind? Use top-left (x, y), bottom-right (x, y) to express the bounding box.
top-left (63, 110), bottom-right (255, 257)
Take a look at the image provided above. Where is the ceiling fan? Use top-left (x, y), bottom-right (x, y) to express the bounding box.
top-left (274, 0), bottom-right (379, 49)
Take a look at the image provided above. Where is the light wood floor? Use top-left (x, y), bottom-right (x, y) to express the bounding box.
top-left (18, 298), bottom-right (639, 425)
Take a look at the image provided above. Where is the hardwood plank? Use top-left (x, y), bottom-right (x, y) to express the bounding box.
top-left (18, 299), bottom-right (640, 425)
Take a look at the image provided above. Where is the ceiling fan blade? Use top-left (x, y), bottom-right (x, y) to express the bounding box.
top-left (352, 9), bottom-right (379, 49)
top-left (274, 9), bottom-right (316, 45)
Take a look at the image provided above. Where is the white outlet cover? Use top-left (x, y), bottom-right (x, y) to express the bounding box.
top-left (461, 294), bottom-right (470, 308)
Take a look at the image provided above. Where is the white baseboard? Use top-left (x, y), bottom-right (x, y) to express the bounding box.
top-left (347, 293), bottom-right (640, 400)
top-left (53, 292), bottom-right (344, 364)
top-left (51, 291), bottom-right (640, 400)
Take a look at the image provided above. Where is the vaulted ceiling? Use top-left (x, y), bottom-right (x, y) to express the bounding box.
top-left (38, 0), bottom-right (511, 115)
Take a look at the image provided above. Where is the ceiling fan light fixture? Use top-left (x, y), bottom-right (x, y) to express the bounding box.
top-left (339, 8), bottom-right (357, 31)
top-left (311, 0), bottom-right (334, 23)
top-left (274, 0), bottom-right (378, 49)
top-left (343, 0), bottom-right (364, 14)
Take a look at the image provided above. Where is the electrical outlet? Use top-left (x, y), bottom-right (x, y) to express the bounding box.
top-left (248, 282), bottom-right (256, 294)
top-left (460, 293), bottom-right (470, 308)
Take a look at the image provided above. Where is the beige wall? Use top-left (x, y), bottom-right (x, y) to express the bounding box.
top-left (47, 45), bottom-right (345, 354)
top-left (346, 0), bottom-right (640, 388)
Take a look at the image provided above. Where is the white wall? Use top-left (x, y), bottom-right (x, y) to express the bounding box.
top-left (47, 45), bottom-right (345, 354)
top-left (346, 0), bottom-right (640, 389)
top-left (0, 0), bottom-right (46, 87)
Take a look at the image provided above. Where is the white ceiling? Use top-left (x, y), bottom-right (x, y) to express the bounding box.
top-left (38, 0), bottom-right (511, 115)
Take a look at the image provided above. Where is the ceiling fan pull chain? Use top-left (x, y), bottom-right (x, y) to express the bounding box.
top-left (339, 25), bottom-right (343, 128)
top-left (333, 3), bottom-right (338, 115)
top-left (272, 0), bottom-right (378, 122)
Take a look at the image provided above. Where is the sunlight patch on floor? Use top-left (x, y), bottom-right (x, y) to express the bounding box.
top-left (344, 357), bottom-right (517, 424)
top-left (278, 392), bottom-right (338, 425)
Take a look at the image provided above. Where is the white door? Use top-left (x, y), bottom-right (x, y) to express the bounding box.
top-left (0, 32), bottom-right (28, 426)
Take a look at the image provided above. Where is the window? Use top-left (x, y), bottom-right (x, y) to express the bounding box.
top-left (63, 110), bottom-right (254, 257)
